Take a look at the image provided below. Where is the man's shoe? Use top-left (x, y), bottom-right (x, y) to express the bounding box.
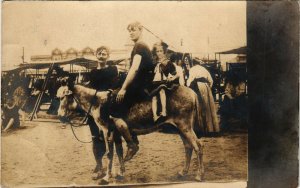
top-left (154, 115), bottom-right (167, 125)
top-left (124, 144), bottom-right (139, 162)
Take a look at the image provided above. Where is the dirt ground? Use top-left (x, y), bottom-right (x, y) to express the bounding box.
top-left (1, 120), bottom-right (247, 187)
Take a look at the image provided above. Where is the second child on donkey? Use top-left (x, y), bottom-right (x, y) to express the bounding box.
top-left (151, 41), bottom-right (180, 123)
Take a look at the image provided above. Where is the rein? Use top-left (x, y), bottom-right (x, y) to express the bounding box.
top-left (67, 119), bottom-right (92, 143)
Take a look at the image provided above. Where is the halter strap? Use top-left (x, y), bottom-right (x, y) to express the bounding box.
top-left (66, 89), bottom-right (113, 143)
top-left (72, 89), bottom-right (99, 126)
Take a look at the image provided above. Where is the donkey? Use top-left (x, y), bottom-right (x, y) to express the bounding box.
top-left (57, 84), bottom-right (205, 184)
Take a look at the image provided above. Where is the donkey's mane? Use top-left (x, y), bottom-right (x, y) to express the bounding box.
top-left (73, 84), bottom-right (97, 96)
top-left (73, 84), bottom-right (109, 105)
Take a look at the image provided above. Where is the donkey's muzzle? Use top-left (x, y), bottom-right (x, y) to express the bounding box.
top-left (58, 115), bottom-right (69, 123)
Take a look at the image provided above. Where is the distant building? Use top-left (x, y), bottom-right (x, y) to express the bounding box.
top-left (30, 46), bottom-right (129, 62)
top-left (65, 48), bottom-right (78, 59)
top-left (82, 47), bottom-right (95, 58)
top-left (52, 48), bottom-right (63, 61)
top-left (31, 55), bottom-right (52, 62)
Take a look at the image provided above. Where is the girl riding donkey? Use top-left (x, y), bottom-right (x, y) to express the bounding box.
top-left (151, 42), bottom-right (180, 123)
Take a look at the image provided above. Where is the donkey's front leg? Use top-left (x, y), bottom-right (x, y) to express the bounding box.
top-left (97, 126), bottom-right (113, 185)
top-left (107, 132), bottom-right (115, 178)
top-left (114, 130), bottom-right (125, 179)
top-left (92, 113), bottom-right (112, 184)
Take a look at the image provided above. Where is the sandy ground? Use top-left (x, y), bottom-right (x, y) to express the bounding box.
top-left (1, 120), bottom-right (247, 187)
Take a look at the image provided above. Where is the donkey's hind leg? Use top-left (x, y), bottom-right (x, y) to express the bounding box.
top-left (179, 129), bottom-right (204, 181)
top-left (178, 133), bottom-right (193, 177)
top-left (196, 139), bottom-right (204, 178)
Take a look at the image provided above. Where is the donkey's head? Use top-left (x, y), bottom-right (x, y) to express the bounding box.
top-left (56, 82), bottom-right (111, 124)
top-left (56, 85), bottom-right (77, 120)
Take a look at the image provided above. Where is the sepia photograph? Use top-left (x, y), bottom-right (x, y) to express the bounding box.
top-left (2, 1), bottom-right (249, 187)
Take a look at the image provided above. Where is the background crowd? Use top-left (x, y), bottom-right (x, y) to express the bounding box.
top-left (1, 55), bottom-right (246, 133)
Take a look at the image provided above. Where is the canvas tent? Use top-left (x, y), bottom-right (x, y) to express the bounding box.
top-left (3, 57), bottom-right (126, 120)
top-left (216, 46), bottom-right (246, 55)
top-left (2, 57), bottom-right (126, 75)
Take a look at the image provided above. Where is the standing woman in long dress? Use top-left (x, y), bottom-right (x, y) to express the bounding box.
top-left (187, 62), bottom-right (220, 134)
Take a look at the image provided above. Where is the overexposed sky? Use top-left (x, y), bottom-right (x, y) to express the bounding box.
top-left (2, 1), bottom-right (246, 70)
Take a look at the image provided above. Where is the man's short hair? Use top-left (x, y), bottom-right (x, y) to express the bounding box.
top-left (96, 46), bottom-right (110, 56)
top-left (127, 21), bottom-right (143, 31)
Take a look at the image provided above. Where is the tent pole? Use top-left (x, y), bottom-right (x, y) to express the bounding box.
top-left (30, 63), bottom-right (55, 121)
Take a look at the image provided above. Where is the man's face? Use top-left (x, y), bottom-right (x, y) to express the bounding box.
top-left (96, 49), bottom-right (109, 63)
top-left (128, 26), bottom-right (142, 42)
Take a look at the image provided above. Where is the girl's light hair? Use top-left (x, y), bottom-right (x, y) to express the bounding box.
top-left (153, 41), bottom-right (168, 54)
top-left (152, 41), bottom-right (169, 63)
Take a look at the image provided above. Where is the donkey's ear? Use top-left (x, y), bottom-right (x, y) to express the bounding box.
top-left (66, 90), bottom-right (73, 95)
top-left (56, 87), bottom-right (65, 98)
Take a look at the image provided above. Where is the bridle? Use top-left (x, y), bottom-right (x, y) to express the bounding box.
top-left (69, 90), bottom-right (98, 127)
top-left (60, 89), bottom-right (98, 143)
top-left (60, 87), bottom-right (113, 144)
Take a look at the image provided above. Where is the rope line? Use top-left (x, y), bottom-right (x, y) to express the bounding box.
top-left (68, 120), bottom-right (92, 143)
top-left (142, 25), bottom-right (179, 51)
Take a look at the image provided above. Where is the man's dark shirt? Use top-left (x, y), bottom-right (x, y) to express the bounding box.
top-left (109, 42), bottom-right (154, 118)
top-left (89, 65), bottom-right (119, 91)
top-left (128, 41), bottom-right (154, 92)
top-left (88, 65), bottom-right (119, 129)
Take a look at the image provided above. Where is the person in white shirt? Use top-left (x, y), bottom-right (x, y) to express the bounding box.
top-left (187, 64), bottom-right (213, 88)
top-left (175, 65), bottom-right (185, 86)
top-left (187, 62), bottom-right (220, 134)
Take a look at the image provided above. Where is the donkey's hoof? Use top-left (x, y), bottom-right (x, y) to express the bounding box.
top-left (92, 172), bottom-right (105, 180)
top-left (115, 174), bottom-right (124, 180)
top-left (92, 164), bottom-right (101, 173)
top-left (98, 179), bottom-right (109, 185)
top-left (195, 175), bottom-right (203, 182)
top-left (177, 170), bottom-right (188, 177)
